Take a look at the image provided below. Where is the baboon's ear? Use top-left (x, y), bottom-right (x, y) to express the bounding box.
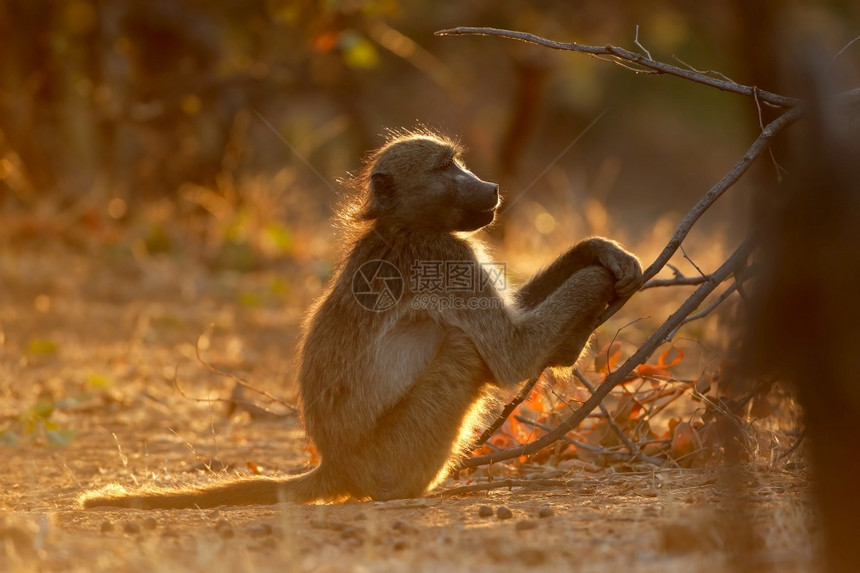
top-left (364, 171), bottom-right (396, 219)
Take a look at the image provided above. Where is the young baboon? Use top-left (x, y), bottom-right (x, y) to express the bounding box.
top-left (80, 130), bottom-right (642, 509)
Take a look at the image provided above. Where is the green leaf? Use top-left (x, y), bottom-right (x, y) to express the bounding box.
top-left (239, 291), bottom-right (264, 308)
top-left (27, 339), bottom-right (58, 357)
top-left (0, 431), bottom-right (20, 446)
top-left (262, 221), bottom-right (294, 255)
top-left (86, 372), bottom-right (111, 389)
top-left (45, 429), bottom-right (76, 448)
top-left (341, 31), bottom-right (379, 69)
top-left (31, 400), bottom-right (55, 420)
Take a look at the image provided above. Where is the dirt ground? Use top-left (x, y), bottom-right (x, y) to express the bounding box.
top-left (0, 238), bottom-right (820, 572)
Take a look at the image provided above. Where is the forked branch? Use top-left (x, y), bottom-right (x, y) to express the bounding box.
top-left (446, 26), bottom-right (807, 463)
top-left (435, 27), bottom-right (800, 108)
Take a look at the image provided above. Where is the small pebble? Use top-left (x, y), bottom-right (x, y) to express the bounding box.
top-left (100, 520), bottom-right (114, 533)
top-left (161, 529), bottom-right (179, 539)
top-left (392, 538), bottom-right (408, 551)
top-left (496, 507), bottom-right (513, 520)
top-left (142, 517), bottom-right (157, 531)
top-left (538, 506), bottom-right (554, 518)
top-left (477, 505), bottom-right (494, 518)
top-left (515, 520), bottom-right (538, 531)
top-left (122, 521), bottom-right (141, 535)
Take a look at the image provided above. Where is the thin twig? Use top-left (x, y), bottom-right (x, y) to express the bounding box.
top-left (435, 27), bottom-right (800, 108)
top-left (680, 244), bottom-right (706, 278)
top-left (462, 237), bottom-right (755, 468)
top-left (754, 87), bottom-right (787, 181)
top-left (829, 35), bottom-right (860, 67)
top-left (672, 55), bottom-right (736, 84)
top-left (666, 263), bottom-right (684, 278)
top-left (667, 280), bottom-right (739, 341)
top-left (436, 478), bottom-right (569, 497)
top-left (634, 25), bottom-right (653, 61)
top-left (473, 374), bottom-right (544, 448)
top-left (573, 369), bottom-right (664, 466)
top-left (170, 364), bottom-right (292, 417)
top-left (192, 325), bottom-right (297, 412)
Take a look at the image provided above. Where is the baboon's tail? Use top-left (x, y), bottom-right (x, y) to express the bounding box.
top-left (78, 465), bottom-right (341, 509)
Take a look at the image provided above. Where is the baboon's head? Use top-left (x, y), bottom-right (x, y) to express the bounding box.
top-left (356, 131), bottom-right (500, 232)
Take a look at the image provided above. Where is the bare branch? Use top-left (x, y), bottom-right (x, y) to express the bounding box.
top-left (472, 375), bottom-right (541, 448)
top-left (642, 275), bottom-right (710, 289)
top-left (435, 27), bottom-right (800, 108)
top-left (462, 237), bottom-right (755, 468)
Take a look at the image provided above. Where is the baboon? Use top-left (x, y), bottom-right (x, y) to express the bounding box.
top-left (80, 130), bottom-right (642, 509)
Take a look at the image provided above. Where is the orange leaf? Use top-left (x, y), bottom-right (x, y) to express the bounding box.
top-left (313, 31), bottom-right (339, 53)
top-left (594, 341), bottom-right (622, 374)
top-left (667, 417), bottom-right (680, 434)
top-left (524, 389), bottom-right (546, 412)
top-left (657, 345), bottom-right (684, 369)
top-left (635, 364), bottom-right (668, 378)
top-left (670, 422), bottom-right (702, 458)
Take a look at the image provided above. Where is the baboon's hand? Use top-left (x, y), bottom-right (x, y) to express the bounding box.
top-left (596, 244), bottom-right (643, 298)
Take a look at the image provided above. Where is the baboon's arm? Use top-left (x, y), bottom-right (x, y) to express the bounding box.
top-left (516, 238), bottom-right (641, 308)
top-left (437, 265), bottom-right (614, 386)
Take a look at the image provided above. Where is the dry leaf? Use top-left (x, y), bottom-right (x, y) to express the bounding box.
top-left (670, 422), bottom-right (702, 458)
top-left (657, 346), bottom-right (684, 369)
top-left (594, 341), bottom-right (622, 374)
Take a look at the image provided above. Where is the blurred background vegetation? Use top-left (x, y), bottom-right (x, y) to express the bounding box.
top-left (2, 0), bottom-right (856, 260)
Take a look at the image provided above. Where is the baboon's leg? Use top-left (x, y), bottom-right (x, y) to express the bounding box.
top-left (350, 329), bottom-right (491, 500)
